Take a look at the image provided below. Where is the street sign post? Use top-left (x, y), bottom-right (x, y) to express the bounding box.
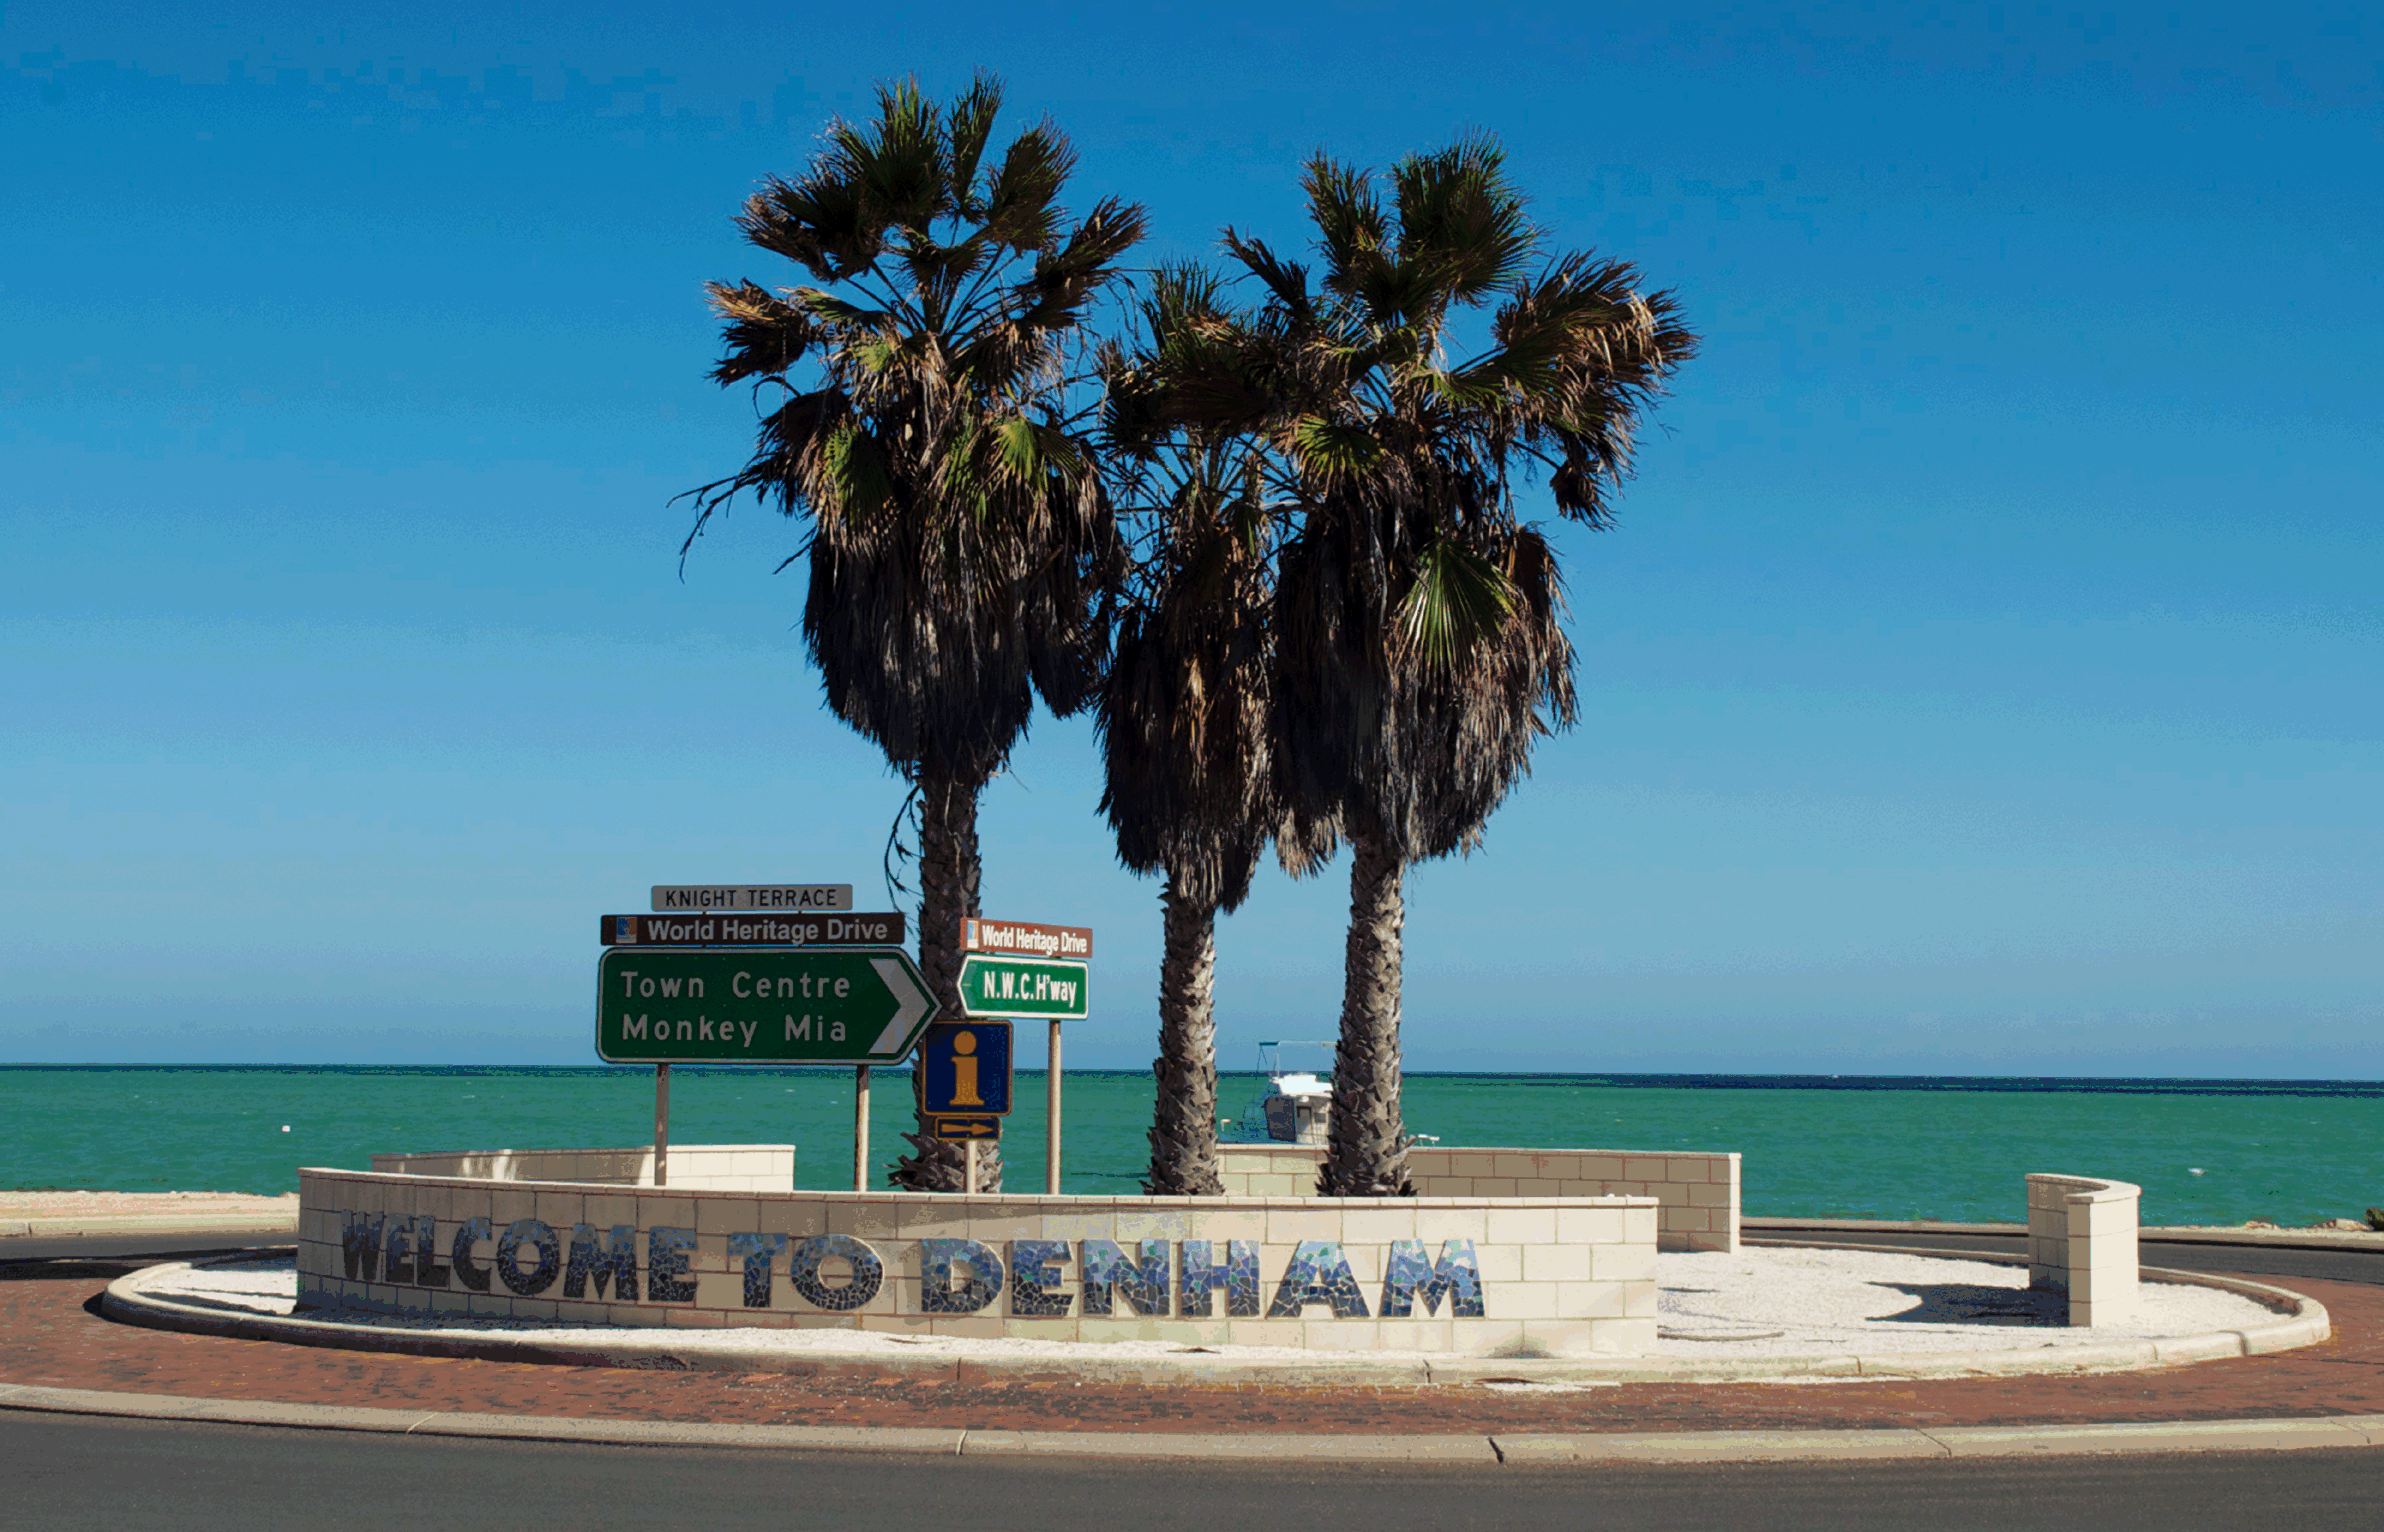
top-left (957, 945), bottom-right (1091, 1195)
top-left (956, 955), bottom-right (1089, 1019)
top-left (601, 911), bottom-right (904, 946)
top-left (595, 947), bottom-right (938, 1065)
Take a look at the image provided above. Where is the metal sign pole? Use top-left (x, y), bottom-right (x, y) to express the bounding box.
top-left (1046, 1019), bottom-right (1062, 1195)
top-left (852, 1064), bottom-right (871, 1192)
top-left (653, 1063), bottom-right (670, 1189)
top-left (963, 1142), bottom-right (979, 1196)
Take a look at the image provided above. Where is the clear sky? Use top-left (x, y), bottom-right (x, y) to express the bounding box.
top-left (4, 2), bottom-right (2377, 1076)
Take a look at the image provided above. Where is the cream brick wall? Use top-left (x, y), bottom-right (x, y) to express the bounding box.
top-left (1216, 1144), bottom-right (1739, 1252)
top-left (297, 1167), bottom-right (1659, 1357)
top-left (2026, 1173), bottom-right (2140, 1326)
top-left (367, 1145), bottom-right (794, 1193)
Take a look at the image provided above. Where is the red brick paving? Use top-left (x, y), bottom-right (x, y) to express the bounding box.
top-left (4, 1263), bottom-right (2382, 1436)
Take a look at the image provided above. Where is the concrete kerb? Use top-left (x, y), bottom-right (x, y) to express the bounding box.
top-left (97, 1246), bottom-right (2332, 1388)
top-left (6, 1381), bottom-right (2383, 1464)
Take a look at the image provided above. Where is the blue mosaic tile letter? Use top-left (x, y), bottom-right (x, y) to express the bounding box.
top-left (1080, 1239), bottom-right (1170, 1317)
top-left (1179, 1239), bottom-right (1261, 1317)
top-left (645, 1227), bottom-right (697, 1302)
top-left (1378, 1239), bottom-right (1485, 1319)
top-left (495, 1218), bottom-right (561, 1296)
top-left (1008, 1240), bottom-right (1073, 1315)
top-left (728, 1231), bottom-right (789, 1308)
top-left (919, 1237), bottom-right (1006, 1314)
top-left (1266, 1240), bottom-right (1370, 1318)
top-left (450, 1216), bottom-right (492, 1292)
top-left (339, 1211), bottom-right (384, 1282)
top-left (786, 1234), bottom-right (884, 1311)
top-left (410, 1214), bottom-right (450, 1288)
top-left (564, 1224), bottom-right (639, 1301)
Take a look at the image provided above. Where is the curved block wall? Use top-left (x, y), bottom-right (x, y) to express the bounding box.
top-left (369, 1145), bottom-right (792, 1193)
top-left (296, 1167), bottom-right (1660, 1356)
top-left (1218, 1144), bottom-right (1741, 1252)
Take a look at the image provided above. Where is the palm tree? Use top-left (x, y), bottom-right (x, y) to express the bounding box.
top-left (1094, 266), bottom-right (1285, 1195)
top-left (1207, 138), bottom-right (1697, 1195)
top-left (680, 75), bottom-right (1146, 1192)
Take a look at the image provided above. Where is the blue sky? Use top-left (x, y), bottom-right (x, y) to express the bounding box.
top-left (4, 2), bottom-right (2377, 1074)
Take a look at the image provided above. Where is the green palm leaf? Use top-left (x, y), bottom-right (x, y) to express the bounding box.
top-left (1392, 534), bottom-right (1516, 669)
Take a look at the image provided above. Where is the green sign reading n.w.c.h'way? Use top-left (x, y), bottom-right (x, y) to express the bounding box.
top-left (595, 947), bottom-right (938, 1064)
top-left (957, 954), bottom-right (1089, 1019)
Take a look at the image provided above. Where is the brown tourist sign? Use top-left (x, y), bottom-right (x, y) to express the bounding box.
top-left (600, 912), bottom-right (905, 947)
top-left (962, 917), bottom-right (1092, 961)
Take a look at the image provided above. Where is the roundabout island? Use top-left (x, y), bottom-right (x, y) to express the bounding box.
top-left (89, 1144), bottom-right (2328, 1387)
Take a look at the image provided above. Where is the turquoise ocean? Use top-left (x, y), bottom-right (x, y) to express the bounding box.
top-left (2, 1066), bottom-right (2376, 1226)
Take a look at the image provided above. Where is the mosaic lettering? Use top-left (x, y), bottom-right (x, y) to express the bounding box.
top-left (1379, 1239), bottom-right (1485, 1319)
top-left (920, 1237), bottom-right (1005, 1313)
top-left (786, 1233), bottom-right (883, 1311)
top-left (565, 1224), bottom-right (640, 1301)
top-left (495, 1218), bottom-right (560, 1296)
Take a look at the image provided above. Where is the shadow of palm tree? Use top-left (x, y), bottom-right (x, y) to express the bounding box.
top-left (1869, 1281), bottom-right (2066, 1326)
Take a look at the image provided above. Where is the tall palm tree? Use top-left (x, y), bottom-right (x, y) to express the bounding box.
top-left (1203, 138), bottom-right (1697, 1195)
top-left (1094, 266), bottom-right (1286, 1195)
top-left (680, 75), bottom-right (1146, 1192)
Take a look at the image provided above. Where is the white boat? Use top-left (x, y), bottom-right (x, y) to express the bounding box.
top-left (1225, 1040), bottom-right (1335, 1145)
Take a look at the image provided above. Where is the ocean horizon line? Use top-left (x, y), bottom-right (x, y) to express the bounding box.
top-left (4, 1062), bottom-right (2379, 1097)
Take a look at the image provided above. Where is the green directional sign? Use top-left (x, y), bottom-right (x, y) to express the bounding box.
top-left (957, 954), bottom-right (1089, 1019)
top-left (596, 946), bottom-right (939, 1064)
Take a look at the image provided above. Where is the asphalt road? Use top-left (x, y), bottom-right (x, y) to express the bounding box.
top-left (5, 1226), bottom-right (2382, 1530)
top-left (6, 1410), bottom-right (2382, 1531)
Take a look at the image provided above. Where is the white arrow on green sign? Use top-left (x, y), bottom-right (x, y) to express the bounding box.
top-left (957, 954), bottom-right (1089, 1019)
top-left (596, 946), bottom-right (939, 1064)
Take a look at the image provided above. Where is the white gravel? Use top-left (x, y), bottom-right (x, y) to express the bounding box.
top-left (1654, 1247), bottom-right (2274, 1354)
top-left (140, 1248), bottom-right (2284, 1365)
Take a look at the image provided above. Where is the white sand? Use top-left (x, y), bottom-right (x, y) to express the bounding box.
top-left (137, 1247), bottom-right (2283, 1365)
top-left (0, 1190), bottom-right (297, 1219)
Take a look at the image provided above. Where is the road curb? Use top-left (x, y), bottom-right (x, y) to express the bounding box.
top-left (4, 1380), bottom-right (2380, 1464)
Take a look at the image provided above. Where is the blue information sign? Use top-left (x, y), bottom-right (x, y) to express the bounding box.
top-left (915, 1021), bottom-right (1013, 1117)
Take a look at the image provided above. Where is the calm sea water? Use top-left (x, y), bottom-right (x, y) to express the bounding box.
top-left (2, 1066), bottom-right (2377, 1226)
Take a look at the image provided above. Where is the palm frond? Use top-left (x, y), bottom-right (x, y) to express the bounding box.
top-left (704, 280), bottom-right (822, 385)
top-left (1287, 415), bottom-right (1385, 481)
top-left (1220, 230), bottom-right (1313, 320)
top-left (943, 72), bottom-right (1003, 216)
top-left (1391, 533), bottom-right (1516, 670)
top-left (981, 121), bottom-right (1073, 252)
top-left (1391, 133), bottom-right (1536, 304)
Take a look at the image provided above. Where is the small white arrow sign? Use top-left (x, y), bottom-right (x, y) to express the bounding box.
top-left (868, 956), bottom-right (934, 1056)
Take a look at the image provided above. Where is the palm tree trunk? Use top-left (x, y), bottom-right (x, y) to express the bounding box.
top-left (1319, 835), bottom-right (1412, 1197)
top-left (1145, 875), bottom-right (1225, 1195)
top-left (891, 766), bottom-right (1000, 1193)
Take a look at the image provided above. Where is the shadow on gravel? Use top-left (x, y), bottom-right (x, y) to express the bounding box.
top-left (1868, 1282), bottom-right (2064, 1326)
